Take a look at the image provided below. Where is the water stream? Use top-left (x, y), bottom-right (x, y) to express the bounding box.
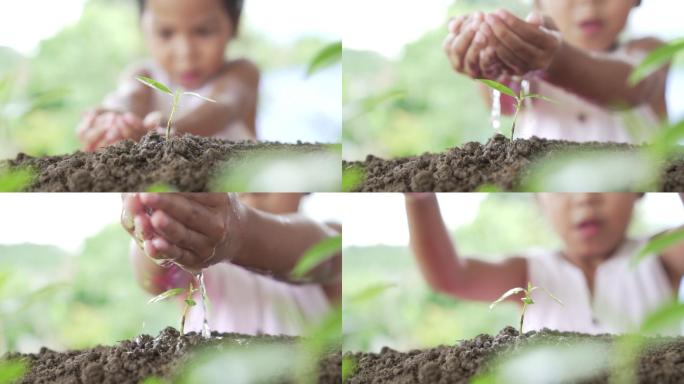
top-left (195, 271), bottom-right (211, 338)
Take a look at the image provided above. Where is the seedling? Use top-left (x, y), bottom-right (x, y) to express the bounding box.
top-left (148, 281), bottom-right (198, 335)
top-left (135, 76), bottom-right (216, 140)
top-left (479, 79), bottom-right (555, 139)
top-left (490, 282), bottom-right (563, 335)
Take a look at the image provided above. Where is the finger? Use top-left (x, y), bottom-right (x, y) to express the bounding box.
top-left (149, 237), bottom-right (200, 271)
top-left (495, 10), bottom-right (559, 50)
top-left (143, 111), bottom-right (162, 130)
top-left (442, 33), bottom-right (457, 56)
top-left (447, 15), bottom-right (467, 34)
top-left (481, 22), bottom-right (527, 75)
top-left (140, 193), bottom-right (226, 239)
top-left (485, 13), bottom-right (544, 67)
top-left (150, 211), bottom-right (214, 261)
top-left (118, 113), bottom-right (141, 139)
top-left (81, 125), bottom-right (110, 152)
top-left (135, 214), bottom-right (155, 242)
top-left (464, 31), bottom-right (487, 77)
top-left (183, 192), bottom-right (229, 208)
top-left (449, 22), bottom-right (478, 73)
top-left (76, 112), bottom-right (99, 140)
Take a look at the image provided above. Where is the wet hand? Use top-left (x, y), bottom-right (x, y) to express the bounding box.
top-left (122, 193), bottom-right (243, 273)
top-left (444, 12), bottom-right (493, 78)
top-left (482, 10), bottom-right (561, 77)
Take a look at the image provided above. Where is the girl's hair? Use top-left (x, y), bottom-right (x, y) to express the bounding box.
top-left (136, 0), bottom-right (244, 34)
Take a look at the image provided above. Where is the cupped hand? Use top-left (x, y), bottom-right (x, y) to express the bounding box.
top-left (121, 193), bottom-right (244, 273)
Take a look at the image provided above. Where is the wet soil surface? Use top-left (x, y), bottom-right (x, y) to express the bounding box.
top-left (5, 132), bottom-right (328, 192)
top-left (3, 327), bottom-right (340, 384)
top-left (345, 327), bottom-right (684, 384)
top-left (344, 135), bottom-right (684, 192)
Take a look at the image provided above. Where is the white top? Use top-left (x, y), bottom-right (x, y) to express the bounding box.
top-left (184, 262), bottom-right (331, 336)
top-left (103, 62), bottom-right (252, 141)
top-left (524, 238), bottom-right (674, 335)
top-left (516, 47), bottom-right (661, 144)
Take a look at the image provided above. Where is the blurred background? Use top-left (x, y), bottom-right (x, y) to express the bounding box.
top-left (0, 0), bottom-right (341, 159)
top-left (0, 193), bottom-right (343, 355)
top-left (342, 193), bottom-right (684, 352)
top-left (342, 0), bottom-right (684, 160)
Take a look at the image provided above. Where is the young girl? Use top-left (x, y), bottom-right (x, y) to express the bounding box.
top-left (405, 193), bottom-right (684, 334)
top-left (78, 0), bottom-right (259, 152)
top-left (122, 193), bottom-right (340, 335)
top-left (444, 0), bottom-right (669, 143)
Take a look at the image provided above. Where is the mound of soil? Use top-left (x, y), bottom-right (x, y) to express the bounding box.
top-left (3, 327), bottom-right (340, 384)
top-left (345, 327), bottom-right (684, 384)
top-left (344, 135), bottom-right (684, 192)
top-left (4, 132), bottom-right (328, 192)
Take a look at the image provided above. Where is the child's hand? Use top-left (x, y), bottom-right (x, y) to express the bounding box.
top-left (77, 110), bottom-right (160, 151)
top-left (482, 10), bottom-right (561, 77)
top-left (443, 12), bottom-right (491, 78)
top-left (122, 193), bottom-right (242, 273)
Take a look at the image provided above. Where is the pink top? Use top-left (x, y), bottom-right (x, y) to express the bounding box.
top-left (502, 46), bottom-right (661, 143)
top-left (161, 263), bottom-right (331, 336)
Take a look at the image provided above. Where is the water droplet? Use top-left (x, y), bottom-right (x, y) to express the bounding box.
top-left (491, 89), bottom-right (501, 133)
top-left (196, 271), bottom-right (211, 338)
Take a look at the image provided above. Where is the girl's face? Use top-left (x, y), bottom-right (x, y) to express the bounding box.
top-left (536, 0), bottom-right (638, 51)
top-left (537, 193), bottom-right (638, 261)
top-left (142, 0), bottom-right (233, 90)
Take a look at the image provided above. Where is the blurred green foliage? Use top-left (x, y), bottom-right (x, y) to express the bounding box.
top-left (0, 0), bottom-right (332, 157)
top-left (0, 224), bottom-right (178, 355)
top-left (342, 0), bottom-right (684, 160)
top-left (342, 1), bottom-right (529, 160)
top-left (342, 194), bottom-right (658, 353)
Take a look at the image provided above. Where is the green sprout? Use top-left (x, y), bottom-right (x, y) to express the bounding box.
top-left (490, 282), bottom-right (563, 335)
top-left (479, 79), bottom-right (555, 139)
top-left (148, 281), bottom-right (198, 335)
top-left (135, 76), bottom-right (216, 140)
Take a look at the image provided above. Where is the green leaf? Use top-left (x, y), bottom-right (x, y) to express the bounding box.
top-left (0, 360), bottom-right (27, 384)
top-left (540, 286), bottom-right (563, 306)
top-left (475, 184), bottom-right (502, 192)
top-left (290, 235), bottom-right (342, 279)
top-left (148, 287), bottom-right (185, 304)
top-left (490, 287), bottom-right (525, 310)
top-left (342, 167), bottom-right (364, 192)
top-left (141, 377), bottom-right (167, 384)
top-left (183, 92), bottom-right (217, 103)
top-left (629, 39), bottom-right (684, 85)
top-left (527, 94), bottom-right (557, 104)
top-left (349, 282), bottom-right (397, 304)
top-left (342, 355), bottom-right (358, 383)
top-left (479, 79), bottom-right (517, 98)
top-left (648, 119), bottom-right (684, 158)
top-left (145, 183), bottom-right (177, 193)
top-left (306, 41), bottom-right (342, 77)
top-left (0, 168), bottom-right (33, 192)
top-left (184, 298), bottom-right (196, 306)
top-left (640, 301), bottom-right (684, 334)
top-left (136, 76), bottom-right (173, 95)
top-left (632, 228), bottom-right (684, 267)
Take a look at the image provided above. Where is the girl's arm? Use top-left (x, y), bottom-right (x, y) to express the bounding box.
top-left (658, 194), bottom-right (684, 291)
top-left (545, 38), bottom-right (669, 120)
top-left (405, 193), bottom-right (527, 302)
top-left (172, 59), bottom-right (259, 139)
top-left (232, 207), bottom-right (341, 304)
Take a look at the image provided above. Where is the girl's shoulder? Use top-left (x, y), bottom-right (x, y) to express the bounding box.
top-left (623, 36), bottom-right (667, 55)
top-left (217, 58), bottom-right (260, 86)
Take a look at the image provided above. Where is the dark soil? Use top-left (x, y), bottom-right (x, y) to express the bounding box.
top-left (4, 132), bottom-right (329, 192)
top-left (345, 326), bottom-right (684, 384)
top-left (344, 135), bottom-right (684, 192)
top-left (3, 327), bottom-right (340, 384)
